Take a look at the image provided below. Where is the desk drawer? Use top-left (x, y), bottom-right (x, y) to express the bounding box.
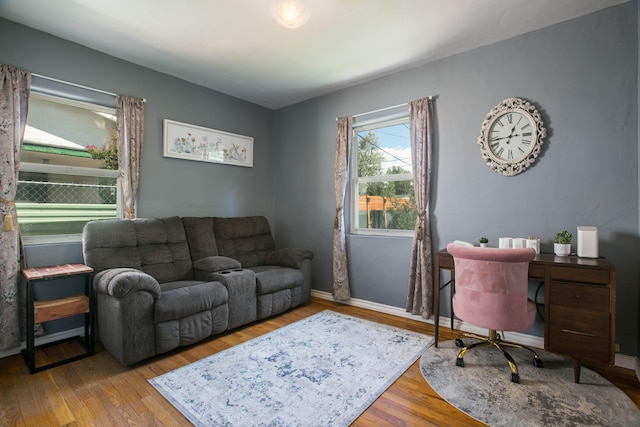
top-left (437, 255), bottom-right (454, 269)
top-left (549, 266), bottom-right (610, 285)
top-left (528, 263), bottom-right (545, 280)
top-left (548, 305), bottom-right (610, 364)
top-left (549, 282), bottom-right (609, 311)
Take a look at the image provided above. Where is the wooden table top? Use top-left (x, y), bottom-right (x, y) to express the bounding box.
top-left (22, 264), bottom-right (93, 281)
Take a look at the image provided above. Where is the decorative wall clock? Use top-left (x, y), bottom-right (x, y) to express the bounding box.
top-left (477, 97), bottom-right (546, 176)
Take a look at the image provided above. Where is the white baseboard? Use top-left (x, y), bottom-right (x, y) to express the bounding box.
top-left (0, 327), bottom-right (86, 360)
top-left (311, 290), bottom-right (636, 370)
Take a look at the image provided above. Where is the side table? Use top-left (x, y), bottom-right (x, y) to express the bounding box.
top-left (21, 263), bottom-right (95, 373)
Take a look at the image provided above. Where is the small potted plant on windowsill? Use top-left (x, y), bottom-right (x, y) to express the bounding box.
top-left (554, 230), bottom-right (572, 256)
top-left (479, 237), bottom-right (489, 248)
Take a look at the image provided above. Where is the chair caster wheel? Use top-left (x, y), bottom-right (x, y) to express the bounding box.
top-left (455, 338), bottom-right (464, 347)
top-left (511, 373), bottom-right (520, 383)
top-left (533, 357), bottom-right (543, 368)
top-left (456, 358), bottom-right (465, 367)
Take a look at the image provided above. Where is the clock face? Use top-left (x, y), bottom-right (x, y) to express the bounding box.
top-left (477, 98), bottom-right (546, 176)
top-left (486, 111), bottom-right (536, 163)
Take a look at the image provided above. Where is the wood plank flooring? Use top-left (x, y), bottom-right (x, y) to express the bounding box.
top-left (1, 297), bottom-right (638, 426)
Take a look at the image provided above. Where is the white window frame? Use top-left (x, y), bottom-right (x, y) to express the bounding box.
top-left (19, 92), bottom-right (121, 245)
top-left (350, 116), bottom-right (414, 237)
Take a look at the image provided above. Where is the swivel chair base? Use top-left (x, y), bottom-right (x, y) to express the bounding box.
top-left (454, 329), bottom-right (543, 383)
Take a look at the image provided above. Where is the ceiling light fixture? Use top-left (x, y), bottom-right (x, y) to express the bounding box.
top-left (270, 0), bottom-right (312, 29)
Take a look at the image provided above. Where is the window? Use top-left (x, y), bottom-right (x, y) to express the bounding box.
top-left (351, 114), bottom-right (417, 236)
top-left (16, 92), bottom-right (121, 242)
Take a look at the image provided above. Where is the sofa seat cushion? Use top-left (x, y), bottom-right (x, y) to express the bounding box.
top-left (251, 266), bottom-right (302, 295)
top-left (159, 280), bottom-right (204, 292)
top-left (154, 281), bottom-right (228, 323)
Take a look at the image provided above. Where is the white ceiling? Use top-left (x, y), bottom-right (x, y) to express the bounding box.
top-left (0, 0), bottom-right (629, 109)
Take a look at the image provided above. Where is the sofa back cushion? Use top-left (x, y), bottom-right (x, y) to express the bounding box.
top-left (213, 216), bottom-right (275, 267)
top-left (83, 218), bottom-right (140, 271)
top-left (83, 216), bottom-right (194, 283)
top-left (181, 217), bottom-right (218, 260)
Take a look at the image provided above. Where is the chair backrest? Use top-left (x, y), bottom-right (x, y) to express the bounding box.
top-left (447, 243), bottom-right (536, 332)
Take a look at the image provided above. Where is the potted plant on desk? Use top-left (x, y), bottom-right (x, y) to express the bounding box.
top-left (554, 230), bottom-right (572, 256)
top-left (479, 237), bottom-right (489, 248)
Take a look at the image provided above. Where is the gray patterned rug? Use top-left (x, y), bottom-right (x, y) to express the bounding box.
top-left (421, 339), bottom-right (640, 427)
top-left (149, 310), bottom-right (432, 426)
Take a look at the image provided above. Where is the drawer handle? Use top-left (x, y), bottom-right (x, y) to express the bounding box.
top-left (562, 328), bottom-right (595, 337)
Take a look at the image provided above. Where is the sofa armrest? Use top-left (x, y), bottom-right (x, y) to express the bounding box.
top-left (93, 268), bottom-right (159, 366)
top-left (193, 256), bottom-right (242, 281)
top-left (94, 268), bottom-right (161, 300)
top-left (264, 248), bottom-right (314, 269)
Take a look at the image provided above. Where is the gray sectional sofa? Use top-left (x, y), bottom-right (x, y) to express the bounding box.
top-left (82, 215), bottom-right (313, 366)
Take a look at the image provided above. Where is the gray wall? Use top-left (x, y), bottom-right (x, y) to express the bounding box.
top-left (273, 2), bottom-right (639, 356)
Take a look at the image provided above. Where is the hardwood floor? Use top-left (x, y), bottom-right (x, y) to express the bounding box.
top-left (1, 297), bottom-right (639, 426)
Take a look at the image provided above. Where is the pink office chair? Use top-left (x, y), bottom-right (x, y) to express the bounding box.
top-left (447, 243), bottom-right (543, 383)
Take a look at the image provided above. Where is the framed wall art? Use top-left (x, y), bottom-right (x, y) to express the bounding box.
top-left (163, 119), bottom-right (253, 168)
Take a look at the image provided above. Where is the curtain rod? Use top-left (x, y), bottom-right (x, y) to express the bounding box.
top-left (31, 73), bottom-right (147, 103)
top-left (352, 102), bottom-right (407, 119)
top-left (337, 95), bottom-right (435, 121)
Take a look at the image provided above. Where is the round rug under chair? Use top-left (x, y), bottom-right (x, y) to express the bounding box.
top-left (420, 339), bottom-right (640, 427)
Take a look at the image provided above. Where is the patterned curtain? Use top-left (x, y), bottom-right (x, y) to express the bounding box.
top-left (406, 97), bottom-right (435, 319)
top-left (0, 65), bottom-right (31, 350)
top-left (115, 95), bottom-right (145, 219)
top-left (332, 116), bottom-right (353, 301)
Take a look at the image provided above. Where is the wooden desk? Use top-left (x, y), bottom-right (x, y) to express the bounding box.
top-left (433, 248), bottom-right (616, 382)
top-left (22, 264), bottom-right (95, 373)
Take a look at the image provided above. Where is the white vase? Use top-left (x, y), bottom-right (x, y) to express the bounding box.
top-left (554, 243), bottom-right (571, 256)
top-left (480, 243), bottom-right (488, 248)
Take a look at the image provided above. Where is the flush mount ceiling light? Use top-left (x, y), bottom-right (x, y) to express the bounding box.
top-left (270, 0), bottom-right (312, 29)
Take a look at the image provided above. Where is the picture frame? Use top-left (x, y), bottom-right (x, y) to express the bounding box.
top-left (163, 119), bottom-right (253, 168)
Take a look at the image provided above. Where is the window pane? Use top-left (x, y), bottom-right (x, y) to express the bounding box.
top-left (16, 93), bottom-right (120, 238)
top-left (356, 123), bottom-right (412, 178)
top-left (17, 171), bottom-right (117, 237)
top-left (357, 181), bottom-right (417, 231)
top-left (354, 119), bottom-right (416, 233)
top-left (22, 95), bottom-right (116, 168)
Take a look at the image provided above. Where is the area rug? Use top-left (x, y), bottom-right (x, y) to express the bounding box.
top-left (149, 310), bottom-right (432, 426)
top-left (421, 340), bottom-right (640, 427)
